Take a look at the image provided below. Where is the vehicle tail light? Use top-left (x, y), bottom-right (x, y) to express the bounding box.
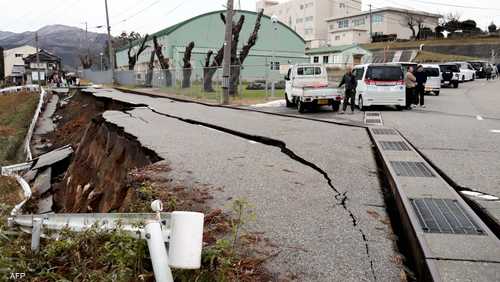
top-left (396, 80), bottom-right (404, 85)
top-left (364, 79), bottom-right (376, 85)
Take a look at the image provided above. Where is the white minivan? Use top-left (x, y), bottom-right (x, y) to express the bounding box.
top-left (422, 64), bottom-right (441, 96)
top-left (352, 63), bottom-right (406, 110)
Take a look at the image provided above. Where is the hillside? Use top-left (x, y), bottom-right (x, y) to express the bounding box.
top-left (0, 25), bottom-right (108, 69)
top-left (361, 36), bottom-right (500, 61)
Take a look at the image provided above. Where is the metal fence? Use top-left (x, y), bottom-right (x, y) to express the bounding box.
top-left (82, 65), bottom-right (287, 103)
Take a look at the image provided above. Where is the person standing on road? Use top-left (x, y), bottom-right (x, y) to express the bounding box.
top-left (338, 66), bottom-right (357, 114)
top-left (415, 65), bottom-right (427, 108)
top-left (496, 64), bottom-right (500, 80)
top-left (405, 66), bottom-right (416, 109)
top-left (485, 64), bottom-right (492, 81)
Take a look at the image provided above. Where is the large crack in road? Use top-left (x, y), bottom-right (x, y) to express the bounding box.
top-left (135, 106), bottom-right (379, 281)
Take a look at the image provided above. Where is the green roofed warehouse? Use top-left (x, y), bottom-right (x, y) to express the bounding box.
top-left (115, 10), bottom-right (308, 80)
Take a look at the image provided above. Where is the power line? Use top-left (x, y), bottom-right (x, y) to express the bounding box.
top-left (112, 0), bottom-right (161, 26)
top-left (409, 0), bottom-right (500, 11)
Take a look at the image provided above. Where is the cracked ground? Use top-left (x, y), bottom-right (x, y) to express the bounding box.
top-left (88, 88), bottom-right (402, 281)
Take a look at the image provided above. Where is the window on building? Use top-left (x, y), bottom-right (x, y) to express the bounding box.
top-left (373, 14), bottom-right (384, 23)
top-left (305, 16), bottom-right (314, 22)
top-left (305, 2), bottom-right (314, 8)
top-left (304, 28), bottom-right (313, 35)
top-left (300, 4), bottom-right (304, 9)
top-left (352, 18), bottom-right (365, 26)
top-left (15, 53), bottom-right (23, 57)
top-left (296, 18), bottom-right (303, 23)
top-left (313, 56), bottom-right (319, 63)
top-left (340, 3), bottom-right (345, 8)
top-left (337, 19), bottom-right (349, 28)
top-left (323, 56), bottom-right (329, 64)
top-left (270, 61), bottom-right (280, 70)
top-left (335, 35), bottom-right (341, 40)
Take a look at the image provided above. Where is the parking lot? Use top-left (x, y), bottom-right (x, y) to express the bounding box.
top-left (251, 78), bottom-right (500, 224)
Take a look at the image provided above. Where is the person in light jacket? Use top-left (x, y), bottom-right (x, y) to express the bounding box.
top-left (405, 66), bottom-right (416, 109)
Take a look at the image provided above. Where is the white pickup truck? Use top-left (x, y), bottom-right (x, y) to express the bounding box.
top-left (284, 64), bottom-right (343, 113)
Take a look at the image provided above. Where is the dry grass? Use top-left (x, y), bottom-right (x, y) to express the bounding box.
top-left (0, 91), bottom-right (39, 165)
top-left (414, 51), bottom-right (479, 63)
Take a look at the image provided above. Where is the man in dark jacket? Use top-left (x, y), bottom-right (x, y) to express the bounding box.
top-left (338, 67), bottom-right (357, 113)
top-left (415, 65), bottom-right (427, 108)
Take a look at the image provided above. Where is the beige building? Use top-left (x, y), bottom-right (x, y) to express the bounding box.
top-left (256, 0), bottom-right (361, 48)
top-left (326, 7), bottom-right (441, 46)
top-left (3, 45), bottom-right (37, 82)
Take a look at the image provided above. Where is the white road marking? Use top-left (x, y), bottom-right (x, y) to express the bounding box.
top-left (490, 129), bottom-right (500, 133)
top-left (248, 140), bottom-right (258, 144)
top-left (479, 195), bottom-right (500, 201)
top-left (476, 115), bottom-right (483, 120)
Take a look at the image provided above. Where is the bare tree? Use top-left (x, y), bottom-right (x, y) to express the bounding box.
top-left (79, 54), bottom-right (93, 69)
top-left (145, 50), bottom-right (155, 87)
top-left (182, 42), bottom-right (195, 88)
top-left (202, 9), bottom-right (264, 94)
top-left (127, 34), bottom-right (149, 70)
top-left (152, 35), bottom-right (172, 87)
top-left (402, 12), bottom-right (427, 40)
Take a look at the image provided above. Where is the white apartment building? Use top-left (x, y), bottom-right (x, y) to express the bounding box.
top-left (256, 0), bottom-right (361, 48)
top-left (326, 7), bottom-right (441, 46)
top-left (3, 45), bottom-right (37, 82)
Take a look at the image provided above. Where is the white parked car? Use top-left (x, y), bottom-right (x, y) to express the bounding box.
top-left (285, 64), bottom-right (343, 113)
top-left (451, 61), bottom-right (476, 82)
top-left (422, 64), bottom-right (441, 96)
top-left (351, 63), bottom-right (406, 110)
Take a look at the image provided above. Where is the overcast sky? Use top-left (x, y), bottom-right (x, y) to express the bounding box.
top-left (0, 0), bottom-right (499, 35)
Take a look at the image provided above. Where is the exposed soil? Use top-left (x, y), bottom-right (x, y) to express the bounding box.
top-left (53, 116), bottom-right (161, 213)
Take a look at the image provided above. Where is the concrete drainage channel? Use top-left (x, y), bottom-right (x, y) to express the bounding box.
top-left (101, 88), bottom-right (500, 280)
top-left (368, 127), bottom-right (500, 281)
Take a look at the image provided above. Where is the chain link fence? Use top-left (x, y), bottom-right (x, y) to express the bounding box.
top-left (82, 64), bottom-right (287, 104)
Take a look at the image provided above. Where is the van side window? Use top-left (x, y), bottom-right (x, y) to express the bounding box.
top-left (297, 68), bottom-right (304, 75)
top-left (297, 67), bottom-right (321, 76)
top-left (354, 68), bottom-right (364, 80)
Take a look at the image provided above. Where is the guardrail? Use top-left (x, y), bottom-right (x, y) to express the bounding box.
top-left (8, 200), bottom-right (204, 282)
top-left (0, 84), bottom-right (40, 95)
top-left (24, 87), bottom-right (46, 161)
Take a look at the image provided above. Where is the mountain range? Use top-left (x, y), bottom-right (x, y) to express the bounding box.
top-left (0, 25), bottom-right (108, 70)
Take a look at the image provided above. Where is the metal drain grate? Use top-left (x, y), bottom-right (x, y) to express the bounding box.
top-left (372, 128), bottom-right (397, 135)
top-left (390, 161), bottom-right (435, 177)
top-left (366, 113), bottom-right (380, 117)
top-left (410, 198), bottom-right (485, 235)
top-left (380, 141), bottom-right (411, 151)
top-left (366, 119), bottom-right (382, 124)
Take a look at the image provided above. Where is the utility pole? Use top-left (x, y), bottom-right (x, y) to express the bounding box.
top-left (369, 4), bottom-right (373, 43)
top-left (85, 21), bottom-right (90, 60)
top-left (221, 0), bottom-right (234, 105)
top-left (105, 0), bottom-right (115, 83)
top-left (35, 32), bottom-right (42, 86)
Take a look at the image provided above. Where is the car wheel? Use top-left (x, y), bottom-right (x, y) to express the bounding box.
top-left (332, 100), bottom-right (340, 111)
top-left (297, 100), bottom-right (305, 113)
top-left (453, 81), bottom-right (459, 88)
top-left (358, 96), bottom-right (366, 111)
top-left (285, 93), bottom-right (294, 108)
top-left (435, 91), bottom-right (440, 96)
top-left (472, 74), bottom-right (475, 81)
top-left (462, 75), bottom-right (465, 82)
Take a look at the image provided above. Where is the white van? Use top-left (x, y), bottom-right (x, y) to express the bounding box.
top-left (451, 62), bottom-right (476, 81)
top-left (352, 63), bottom-right (406, 110)
top-left (422, 64), bottom-right (441, 96)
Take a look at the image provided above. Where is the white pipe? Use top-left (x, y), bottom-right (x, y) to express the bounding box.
top-left (168, 211), bottom-right (204, 269)
top-left (145, 220), bottom-right (173, 282)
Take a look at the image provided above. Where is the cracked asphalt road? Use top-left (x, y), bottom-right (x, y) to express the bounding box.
top-left (89, 89), bottom-right (402, 281)
top-left (238, 79), bottom-right (500, 226)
